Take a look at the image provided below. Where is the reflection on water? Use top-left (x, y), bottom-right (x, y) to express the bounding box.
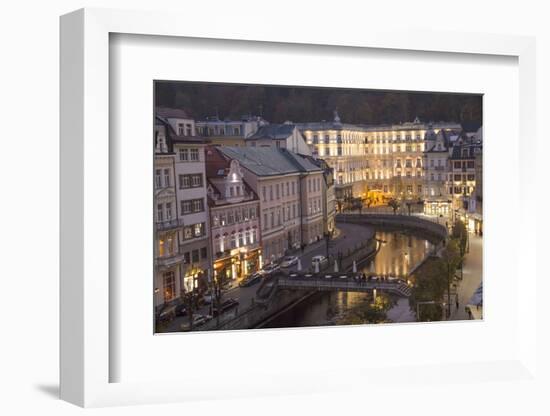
top-left (264, 230), bottom-right (431, 329)
top-left (368, 231), bottom-right (434, 277)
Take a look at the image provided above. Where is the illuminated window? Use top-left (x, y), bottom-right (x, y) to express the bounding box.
top-left (163, 272), bottom-right (176, 302)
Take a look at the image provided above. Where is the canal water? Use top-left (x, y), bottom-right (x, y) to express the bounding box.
top-left (263, 230), bottom-right (434, 328)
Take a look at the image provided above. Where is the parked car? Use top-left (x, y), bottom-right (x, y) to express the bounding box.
top-left (213, 298), bottom-right (239, 317)
top-left (239, 272), bottom-right (262, 287)
top-left (193, 314), bottom-right (212, 326)
top-left (175, 303), bottom-right (188, 317)
top-left (311, 255), bottom-right (327, 269)
top-left (262, 263), bottom-right (280, 275)
top-left (201, 292), bottom-right (213, 305)
top-left (180, 314), bottom-right (212, 331)
top-left (280, 256), bottom-right (299, 268)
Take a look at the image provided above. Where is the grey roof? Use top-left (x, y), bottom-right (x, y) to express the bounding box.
top-left (247, 124), bottom-right (296, 140)
top-left (155, 107), bottom-right (192, 119)
top-left (219, 146), bottom-right (321, 177)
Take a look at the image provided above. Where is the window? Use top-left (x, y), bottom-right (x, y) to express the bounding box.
top-left (193, 223), bottom-right (204, 237)
top-left (183, 227), bottom-right (193, 239)
top-left (192, 199), bottom-right (204, 212)
top-left (228, 211), bottom-right (234, 224)
top-left (286, 182), bottom-right (289, 196)
top-left (292, 182), bottom-right (295, 195)
top-left (407, 185), bottom-right (412, 194)
top-left (200, 247), bottom-right (207, 259)
top-left (178, 123), bottom-right (184, 136)
top-left (250, 207), bottom-right (256, 219)
top-left (467, 174), bottom-right (475, 181)
top-left (186, 125), bottom-right (192, 136)
top-left (454, 174), bottom-right (461, 181)
top-left (191, 174), bottom-right (202, 187)
top-left (163, 272), bottom-right (176, 302)
top-left (417, 185), bottom-right (422, 194)
top-left (157, 204), bottom-right (163, 222)
top-left (324, 135), bottom-right (329, 144)
top-left (163, 169), bottom-right (170, 187)
top-left (276, 184), bottom-right (280, 199)
top-left (238, 233), bottom-right (244, 247)
top-left (262, 186), bottom-right (266, 201)
top-left (181, 200), bottom-right (192, 214)
top-left (183, 252), bottom-right (190, 264)
top-left (190, 148), bottom-right (199, 161)
top-left (313, 135), bottom-right (319, 144)
top-left (155, 169), bottom-right (162, 188)
top-left (263, 213), bottom-right (268, 229)
top-left (467, 161), bottom-right (475, 169)
top-left (192, 249), bottom-right (199, 262)
top-left (233, 127), bottom-right (241, 135)
top-left (270, 212), bottom-right (274, 228)
top-left (270, 185), bottom-right (273, 200)
top-left (165, 203), bottom-right (172, 220)
top-left (179, 148), bottom-right (189, 161)
top-left (454, 161), bottom-right (461, 169)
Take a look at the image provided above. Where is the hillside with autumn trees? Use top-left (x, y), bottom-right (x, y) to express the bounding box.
top-left (155, 81), bottom-right (482, 126)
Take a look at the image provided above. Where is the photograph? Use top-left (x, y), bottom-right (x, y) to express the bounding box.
top-left (153, 81), bottom-right (483, 333)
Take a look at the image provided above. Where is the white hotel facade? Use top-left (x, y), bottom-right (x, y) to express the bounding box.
top-left (298, 112), bottom-right (461, 204)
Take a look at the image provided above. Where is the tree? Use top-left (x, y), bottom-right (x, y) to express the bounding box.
top-left (440, 239), bottom-right (462, 318)
top-left (388, 198), bottom-right (400, 214)
top-left (337, 293), bottom-right (394, 325)
top-left (451, 219), bottom-right (468, 258)
top-left (211, 271), bottom-right (232, 328)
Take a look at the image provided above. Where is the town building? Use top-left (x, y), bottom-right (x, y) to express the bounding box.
top-left (218, 146), bottom-right (324, 263)
top-left (154, 109), bottom-right (211, 314)
top-left (205, 147), bottom-right (262, 283)
top-left (423, 128), bottom-right (453, 217)
top-left (245, 123), bottom-right (312, 155)
top-left (298, 112), bottom-right (461, 204)
top-left (196, 115), bottom-right (268, 147)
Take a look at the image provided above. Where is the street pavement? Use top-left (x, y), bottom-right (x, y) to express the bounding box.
top-left (450, 233), bottom-right (483, 320)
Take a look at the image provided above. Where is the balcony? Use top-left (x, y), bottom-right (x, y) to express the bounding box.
top-left (156, 249), bottom-right (187, 268)
top-left (156, 218), bottom-right (185, 231)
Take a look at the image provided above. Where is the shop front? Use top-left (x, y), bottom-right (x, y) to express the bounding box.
top-left (213, 246), bottom-right (262, 283)
top-left (424, 200), bottom-right (452, 218)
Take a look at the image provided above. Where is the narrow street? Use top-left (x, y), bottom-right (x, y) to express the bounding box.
top-left (450, 233), bottom-right (483, 320)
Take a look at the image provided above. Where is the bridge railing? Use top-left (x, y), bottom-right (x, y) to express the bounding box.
top-left (337, 213), bottom-right (447, 241)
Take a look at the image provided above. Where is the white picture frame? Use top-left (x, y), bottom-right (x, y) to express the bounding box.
top-left (60, 7), bottom-right (539, 408)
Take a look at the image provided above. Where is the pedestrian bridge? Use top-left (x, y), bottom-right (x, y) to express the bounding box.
top-left (276, 272), bottom-right (412, 297)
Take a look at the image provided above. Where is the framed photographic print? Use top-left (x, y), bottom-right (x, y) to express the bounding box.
top-left (60, 7), bottom-right (539, 409)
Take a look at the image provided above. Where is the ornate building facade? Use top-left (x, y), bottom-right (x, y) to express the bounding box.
top-left (298, 112), bottom-right (461, 204)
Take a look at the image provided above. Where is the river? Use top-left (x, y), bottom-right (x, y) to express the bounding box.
top-left (263, 230), bottom-right (434, 328)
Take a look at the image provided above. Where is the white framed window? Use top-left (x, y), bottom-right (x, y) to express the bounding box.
top-left (179, 148), bottom-right (189, 161)
top-left (157, 204), bottom-right (163, 222)
top-left (155, 169), bottom-right (162, 188)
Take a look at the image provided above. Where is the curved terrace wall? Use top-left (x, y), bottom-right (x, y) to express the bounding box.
top-left (337, 213), bottom-right (448, 242)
